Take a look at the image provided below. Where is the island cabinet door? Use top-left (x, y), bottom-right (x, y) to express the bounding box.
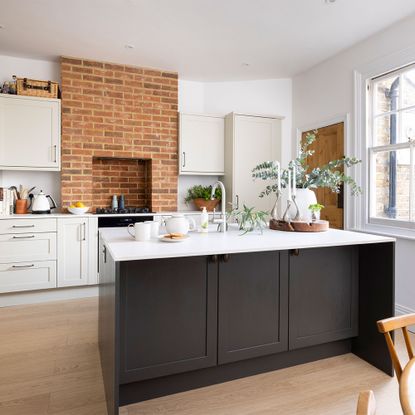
top-left (118, 255), bottom-right (218, 384)
top-left (217, 251), bottom-right (288, 365)
top-left (289, 246), bottom-right (359, 350)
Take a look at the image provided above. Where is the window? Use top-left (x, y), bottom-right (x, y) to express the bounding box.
top-left (369, 64), bottom-right (415, 228)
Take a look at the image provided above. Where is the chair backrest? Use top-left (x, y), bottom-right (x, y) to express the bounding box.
top-left (377, 313), bottom-right (415, 381)
top-left (356, 390), bottom-right (376, 415)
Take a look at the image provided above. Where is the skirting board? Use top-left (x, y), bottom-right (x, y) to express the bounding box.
top-left (0, 285), bottom-right (98, 307)
top-left (396, 303), bottom-right (415, 333)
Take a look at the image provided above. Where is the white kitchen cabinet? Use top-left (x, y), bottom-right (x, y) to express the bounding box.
top-left (88, 217), bottom-right (98, 285)
top-left (0, 94), bottom-right (61, 170)
top-left (0, 261), bottom-right (56, 293)
top-left (223, 113), bottom-right (283, 212)
top-left (179, 113), bottom-right (224, 175)
top-left (57, 217), bottom-right (89, 287)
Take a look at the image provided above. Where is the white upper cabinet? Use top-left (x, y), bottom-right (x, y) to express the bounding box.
top-left (179, 113), bottom-right (224, 175)
top-left (223, 113), bottom-right (283, 212)
top-left (0, 94), bottom-right (61, 170)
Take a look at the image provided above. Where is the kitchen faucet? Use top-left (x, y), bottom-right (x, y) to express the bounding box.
top-left (211, 181), bottom-right (226, 233)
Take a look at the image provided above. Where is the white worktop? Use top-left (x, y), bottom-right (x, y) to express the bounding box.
top-left (100, 226), bottom-right (395, 262)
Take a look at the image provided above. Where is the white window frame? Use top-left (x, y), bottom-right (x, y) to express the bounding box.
top-left (354, 45), bottom-right (415, 240)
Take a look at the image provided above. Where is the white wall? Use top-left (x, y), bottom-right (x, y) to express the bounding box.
top-left (292, 14), bottom-right (415, 313)
top-left (0, 54), bottom-right (61, 205)
top-left (178, 79), bottom-right (293, 210)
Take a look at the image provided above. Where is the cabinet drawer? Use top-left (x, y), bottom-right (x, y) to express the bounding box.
top-left (0, 233), bottom-right (56, 263)
top-left (0, 218), bottom-right (57, 234)
top-left (0, 261), bottom-right (56, 293)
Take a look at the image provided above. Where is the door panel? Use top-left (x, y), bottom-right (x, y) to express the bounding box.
top-left (303, 123), bottom-right (344, 229)
top-left (234, 116), bottom-right (281, 211)
top-left (119, 256), bottom-right (217, 383)
top-left (289, 246), bottom-right (358, 350)
top-left (218, 251), bottom-right (288, 364)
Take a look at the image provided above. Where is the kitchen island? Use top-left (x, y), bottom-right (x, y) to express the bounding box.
top-left (98, 227), bottom-right (395, 415)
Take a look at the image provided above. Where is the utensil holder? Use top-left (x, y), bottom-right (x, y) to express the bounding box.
top-left (15, 199), bottom-right (28, 214)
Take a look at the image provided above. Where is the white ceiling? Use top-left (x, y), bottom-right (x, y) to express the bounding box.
top-left (1, 0), bottom-right (415, 81)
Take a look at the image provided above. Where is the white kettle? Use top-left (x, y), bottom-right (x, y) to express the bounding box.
top-left (30, 190), bottom-right (57, 214)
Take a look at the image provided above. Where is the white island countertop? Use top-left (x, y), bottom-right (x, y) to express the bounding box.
top-left (100, 226), bottom-right (395, 262)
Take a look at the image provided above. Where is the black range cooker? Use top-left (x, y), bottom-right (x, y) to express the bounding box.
top-left (96, 207), bottom-right (154, 228)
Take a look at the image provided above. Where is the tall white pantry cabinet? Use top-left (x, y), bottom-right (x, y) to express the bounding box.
top-left (223, 113), bottom-right (283, 212)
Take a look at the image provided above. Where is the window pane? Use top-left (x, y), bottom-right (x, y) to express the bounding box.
top-left (374, 75), bottom-right (400, 114)
top-left (402, 69), bottom-right (415, 108)
top-left (374, 114), bottom-right (399, 146)
top-left (374, 148), bottom-right (410, 221)
top-left (401, 109), bottom-right (415, 142)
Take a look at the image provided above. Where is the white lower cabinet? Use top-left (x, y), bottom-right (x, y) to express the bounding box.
top-left (0, 261), bottom-right (56, 293)
top-left (57, 217), bottom-right (89, 287)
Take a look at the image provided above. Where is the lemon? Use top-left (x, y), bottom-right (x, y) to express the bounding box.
top-left (75, 202), bottom-right (85, 208)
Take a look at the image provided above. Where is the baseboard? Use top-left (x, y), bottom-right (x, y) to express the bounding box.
top-left (0, 285), bottom-right (98, 307)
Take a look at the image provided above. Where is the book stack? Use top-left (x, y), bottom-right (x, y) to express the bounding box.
top-left (0, 188), bottom-right (14, 215)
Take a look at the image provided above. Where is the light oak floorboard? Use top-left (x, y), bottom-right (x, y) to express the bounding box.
top-left (0, 297), bottom-right (410, 415)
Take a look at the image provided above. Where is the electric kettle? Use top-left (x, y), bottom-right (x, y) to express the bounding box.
top-left (30, 190), bottom-right (57, 214)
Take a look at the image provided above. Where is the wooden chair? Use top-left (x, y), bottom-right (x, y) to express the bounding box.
top-left (356, 390), bottom-right (376, 415)
top-left (377, 313), bottom-right (415, 381)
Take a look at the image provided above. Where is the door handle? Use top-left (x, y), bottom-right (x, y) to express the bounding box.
top-left (12, 235), bottom-right (35, 239)
top-left (53, 145), bottom-right (57, 163)
top-left (235, 195), bottom-right (239, 210)
top-left (12, 224), bottom-right (35, 229)
top-left (289, 249), bottom-right (300, 256)
top-left (103, 246), bottom-right (107, 264)
top-left (182, 151), bottom-right (186, 168)
top-left (82, 222), bottom-right (86, 241)
top-left (12, 264), bottom-right (34, 269)
top-left (222, 254), bottom-right (231, 262)
top-left (209, 255), bottom-right (219, 263)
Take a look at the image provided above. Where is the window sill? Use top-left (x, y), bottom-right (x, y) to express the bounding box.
top-left (353, 222), bottom-right (415, 242)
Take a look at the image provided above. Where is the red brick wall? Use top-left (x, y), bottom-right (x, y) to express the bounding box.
top-left (60, 56), bottom-right (178, 212)
top-left (92, 158), bottom-right (151, 209)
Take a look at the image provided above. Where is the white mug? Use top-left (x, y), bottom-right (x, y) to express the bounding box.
top-left (128, 222), bottom-right (151, 241)
top-left (145, 221), bottom-right (160, 238)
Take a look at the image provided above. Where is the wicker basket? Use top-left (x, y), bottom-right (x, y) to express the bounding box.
top-left (16, 77), bottom-right (59, 98)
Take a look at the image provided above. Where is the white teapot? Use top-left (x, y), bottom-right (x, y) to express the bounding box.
top-left (165, 214), bottom-right (196, 235)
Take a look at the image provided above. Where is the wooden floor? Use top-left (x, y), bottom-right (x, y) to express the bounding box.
top-left (0, 297), bottom-right (409, 415)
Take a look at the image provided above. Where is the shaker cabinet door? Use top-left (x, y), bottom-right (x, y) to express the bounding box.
top-left (119, 256), bottom-right (217, 383)
top-left (289, 246), bottom-right (359, 350)
top-left (0, 95), bottom-right (60, 170)
top-left (217, 251), bottom-right (288, 364)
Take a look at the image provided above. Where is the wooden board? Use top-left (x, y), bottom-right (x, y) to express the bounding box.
top-left (269, 219), bottom-right (329, 232)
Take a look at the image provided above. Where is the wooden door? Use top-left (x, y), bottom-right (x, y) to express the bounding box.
top-left (302, 122), bottom-right (344, 229)
top-left (218, 251), bottom-right (288, 364)
top-left (289, 246), bottom-right (358, 350)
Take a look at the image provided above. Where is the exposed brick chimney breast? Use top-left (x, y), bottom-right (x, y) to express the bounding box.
top-left (60, 57), bottom-right (178, 212)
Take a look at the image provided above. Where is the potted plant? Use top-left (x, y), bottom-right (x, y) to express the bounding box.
top-left (185, 185), bottom-right (222, 211)
top-left (308, 203), bottom-right (324, 222)
top-left (229, 205), bottom-right (268, 235)
top-left (252, 131), bottom-right (362, 221)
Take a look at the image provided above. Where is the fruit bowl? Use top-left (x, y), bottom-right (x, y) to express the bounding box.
top-left (68, 206), bottom-right (89, 215)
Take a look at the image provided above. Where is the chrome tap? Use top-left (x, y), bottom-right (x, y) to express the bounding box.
top-left (211, 181), bottom-right (226, 233)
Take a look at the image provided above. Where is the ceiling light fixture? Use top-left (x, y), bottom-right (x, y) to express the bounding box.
top-left (324, 0), bottom-right (336, 3)
top-left (125, 44), bottom-right (135, 49)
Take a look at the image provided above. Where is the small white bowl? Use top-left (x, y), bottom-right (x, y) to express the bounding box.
top-left (68, 206), bottom-right (89, 215)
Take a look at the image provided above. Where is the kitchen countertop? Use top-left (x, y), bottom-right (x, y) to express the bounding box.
top-left (0, 211), bottom-right (216, 219)
top-left (100, 226), bottom-right (395, 262)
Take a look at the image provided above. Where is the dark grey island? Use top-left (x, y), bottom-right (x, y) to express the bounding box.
top-left (98, 227), bottom-right (395, 415)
